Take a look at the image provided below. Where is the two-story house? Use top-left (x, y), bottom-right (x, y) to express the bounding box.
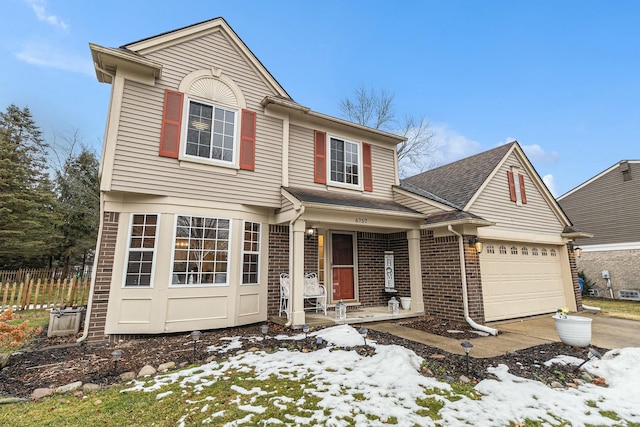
top-left (557, 160), bottom-right (640, 300)
top-left (82, 18), bottom-right (583, 344)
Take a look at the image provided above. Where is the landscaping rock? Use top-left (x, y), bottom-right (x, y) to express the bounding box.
top-left (137, 365), bottom-right (156, 378)
top-left (0, 353), bottom-right (9, 369)
top-left (158, 361), bottom-right (175, 372)
top-left (459, 375), bottom-right (471, 384)
top-left (119, 371), bottom-right (136, 381)
top-left (32, 388), bottom-right (53, 400)
top-left (55, 381), bottom-right (83, 394)
top-left (83, 383), bottom-right (101, 393)
top-left (550, 381), bottom-right (564, 388)
top-left (429, 354), bottom-right (446, 360)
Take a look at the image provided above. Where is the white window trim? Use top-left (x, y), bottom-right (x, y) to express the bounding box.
top-left (241, 220), bottom-right (261, 286)
top-left (168, 214), bottom-right (233, 288)
top-left (327, 135), bottom-right (363, 190)
top-left (178, 95), bottom-right (240, 169)
top-left (122, 213), bottom-right (160, 288)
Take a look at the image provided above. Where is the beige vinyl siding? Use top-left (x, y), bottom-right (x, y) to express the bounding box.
top-left (109, 30), bottom-right (285, 207)
top-left (288, 124), bottom-right (396, 200)
top-left (558, 162), bottom-right (640, 246)
top-left (393, 192), bottom-right (450, 215)
top-left (280, 196), bottom-right (294, 213)
top-left (147, 30), bottom-right (272, 109)
top-left (469, 153), bottom-right (564, 235)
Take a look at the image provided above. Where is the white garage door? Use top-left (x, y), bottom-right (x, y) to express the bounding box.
top-left (480, 241), bottom-right (566, 321)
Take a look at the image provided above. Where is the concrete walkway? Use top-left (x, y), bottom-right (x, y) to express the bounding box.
top-left (368, 312), bottom-right (640, 358)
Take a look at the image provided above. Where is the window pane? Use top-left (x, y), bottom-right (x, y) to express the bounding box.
top-left (125, 214), bottom-right (157, 287)
top-left (172, 215), bottom-right (230, 286)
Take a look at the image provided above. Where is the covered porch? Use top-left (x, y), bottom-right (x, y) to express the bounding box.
top-left (270, 304), bottom-right (423, 328)
top-left (271, 187), bottom-right (427, 328)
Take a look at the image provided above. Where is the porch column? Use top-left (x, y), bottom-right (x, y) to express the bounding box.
top-left (290, 219), bottom-right (306, 326)
top-left (407, 229), bottom-right (424, 312)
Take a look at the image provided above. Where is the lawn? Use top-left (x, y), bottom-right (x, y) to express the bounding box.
top-left (583, 297), bottom-right (640, 321)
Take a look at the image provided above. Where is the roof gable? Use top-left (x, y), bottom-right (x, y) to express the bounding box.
top-left (121, 17), bottom-right (290, 99)
top-left (401, 142), bottom-right (515, 209)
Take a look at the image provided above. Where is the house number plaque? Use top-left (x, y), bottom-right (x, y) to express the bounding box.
top-left (355, 217), bottom-right (368, 224)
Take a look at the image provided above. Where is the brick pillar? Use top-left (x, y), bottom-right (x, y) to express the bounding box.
top-left (86, 212), bottom-right (119, 344)
top-left (268, 225), bottom-right (289, 316)
top-left (568, 249), bottom-right (583, 310)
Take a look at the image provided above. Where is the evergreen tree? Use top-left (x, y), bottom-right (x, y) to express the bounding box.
top-left (55, 146), bottom-right (99, 275)
top-left (0, 104), bottom-right (61, 269)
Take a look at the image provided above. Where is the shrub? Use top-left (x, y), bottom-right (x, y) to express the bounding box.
top-left (0, 308), bottom-right (43, 350)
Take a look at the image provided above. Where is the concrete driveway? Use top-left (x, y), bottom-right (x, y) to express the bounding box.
top-left (368, 312), bottom-right (640, 358)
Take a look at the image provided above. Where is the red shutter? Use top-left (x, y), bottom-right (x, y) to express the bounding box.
top-left (519, 173), bottom-right (527, 204)
top-left (239, 109), bottom-right (256, 171)
top-left (159, 89), bottom-right (184, 158)
top-left (507, 171), bottom-right (517, 201)
top-left (362, 142), bottom-right (373, 192)
top-left (314, 130), bottom-right (326, 184)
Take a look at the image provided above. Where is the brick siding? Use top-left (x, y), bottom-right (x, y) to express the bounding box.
top-left (420, 230), bottom-right (485, 323)
top-left (268, 225), bottom-right (289, 316)
top-left (576, 249), bottom-right (640, 299)
top-left (86, 212), bottom-right (119, 345)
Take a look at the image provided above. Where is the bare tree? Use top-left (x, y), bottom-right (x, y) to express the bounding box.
top-left (339, 85), bottom-right (437, 177)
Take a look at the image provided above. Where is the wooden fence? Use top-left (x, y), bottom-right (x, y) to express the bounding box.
top-left (0, 276), bottom-right (91, 312)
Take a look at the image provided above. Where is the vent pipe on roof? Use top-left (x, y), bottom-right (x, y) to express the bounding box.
top-left (447, 225), bottom-right (498, 336)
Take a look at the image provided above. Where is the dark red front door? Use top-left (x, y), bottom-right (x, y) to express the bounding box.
top-left (331, 233), bottom-right (355, 301)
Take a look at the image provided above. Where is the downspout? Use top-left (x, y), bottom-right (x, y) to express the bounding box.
top-left (286, 205), bottom-right (305, 327)
top-left (77, 192), bottom-right (105, 343)
top-left (447, 225), bottom-right (498, 336)
top-left (581, 304), bottom-right (601, 312)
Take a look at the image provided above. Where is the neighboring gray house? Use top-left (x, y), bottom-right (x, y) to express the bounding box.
top-left (557, 160), bottom-right (640, 300)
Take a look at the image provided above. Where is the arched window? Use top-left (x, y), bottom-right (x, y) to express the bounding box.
top-left (522, 247), bottom-right (529, 255)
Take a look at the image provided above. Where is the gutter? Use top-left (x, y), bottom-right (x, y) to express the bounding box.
top-left (286, 205), bottom-right (305, 327)
top-left (447, 225), bottom-right (498, 336)
top-left (77, 192), bottom-right (105, 343)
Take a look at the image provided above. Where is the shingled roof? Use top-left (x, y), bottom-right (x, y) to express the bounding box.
top-left (400, 142), bottom-right (516, 209)
top-left (283, 187), bottom-right (422, 216)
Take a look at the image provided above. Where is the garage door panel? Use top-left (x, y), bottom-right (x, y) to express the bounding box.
top-left (480, 241), bottom-right (565, 321)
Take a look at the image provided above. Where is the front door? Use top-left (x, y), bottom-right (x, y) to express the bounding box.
top-left (331, 232), bottom-right (355, 301)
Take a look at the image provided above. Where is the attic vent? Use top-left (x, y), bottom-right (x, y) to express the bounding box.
top-left (620, 161), bottom-right (632, 182)
top-left (619, 290), bottom-right (640, 300)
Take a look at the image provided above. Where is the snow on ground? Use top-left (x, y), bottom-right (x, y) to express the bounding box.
top-left (122, 324), bottom-right (640, 426)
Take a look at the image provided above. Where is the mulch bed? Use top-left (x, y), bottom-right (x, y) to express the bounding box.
top-left (0, 320), bottom-right (608, 399)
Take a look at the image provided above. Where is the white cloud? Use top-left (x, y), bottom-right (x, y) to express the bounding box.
top-left (24, 0), bottom-right (68, 31)
top-left (430, 123), bottom-right (483, 165)
top-left (542, 174), bottom-right (558, 196)
top-left (16, 41), bottom-right (94, 76)
top-left (521, 143), bottom-right (559, 164)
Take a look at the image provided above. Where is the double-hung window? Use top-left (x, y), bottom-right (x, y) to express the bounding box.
top-left (124, 214), bottom-right (158, 287)
top-left (171, 215), bottom-right (230, 286)
top-left (185, 99), bottom-right (237, 164)
top-left (242, 221), bottom-right (261, 285)
top-left (330, 137), bottom-right (360, 186)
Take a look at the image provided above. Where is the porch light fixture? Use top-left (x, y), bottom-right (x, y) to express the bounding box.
top-left (306, 227), bottom-right (315, 240)
top-left (575, 246), bottom-right (582, 258)
top-left (111, 349), bottom-right (123, 372)
top-left (461, 341), bottom-right (473, 375)
top-left (469, 237), bottom-right (483, 254)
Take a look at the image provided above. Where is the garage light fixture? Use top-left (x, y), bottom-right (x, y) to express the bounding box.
top-left (469, 237), bottom-right (483, 254)
top-left (567, 241), bottom-right (582, 258)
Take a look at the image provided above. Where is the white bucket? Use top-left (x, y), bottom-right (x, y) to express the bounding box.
top-left (553, 314), bottom-right (592, 347)
top-left (400, 297), bottom-right (412, 310)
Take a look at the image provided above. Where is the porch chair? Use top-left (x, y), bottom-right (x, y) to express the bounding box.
top-left (279, 272), bottom-right (290, 317)
top-left (303, 272), bottom-right (327, 316)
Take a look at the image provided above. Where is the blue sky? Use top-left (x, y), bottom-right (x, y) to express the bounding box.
top-left (1, 0), bottom-right (638, 196)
